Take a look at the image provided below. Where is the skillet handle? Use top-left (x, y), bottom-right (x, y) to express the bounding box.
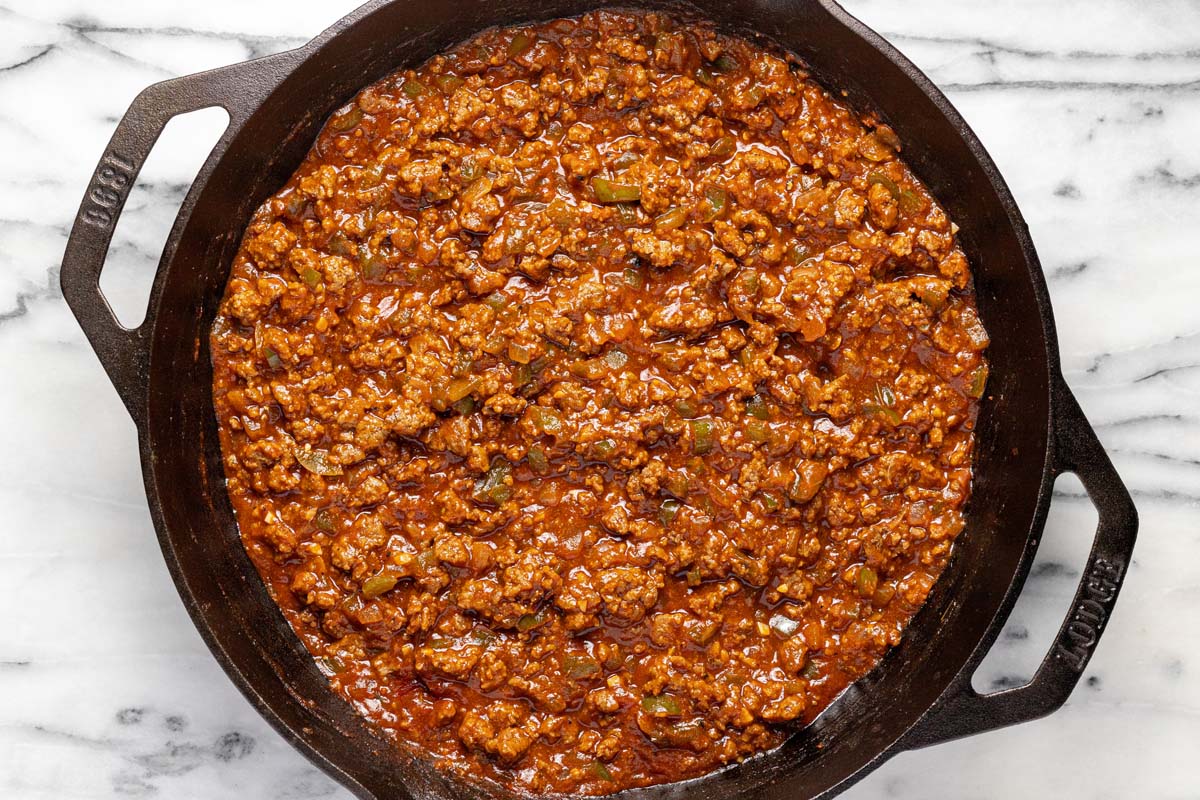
top-left (60, 50), bottom-right (301, 423)
top-left (901, 377), bottom-right (1138, 749)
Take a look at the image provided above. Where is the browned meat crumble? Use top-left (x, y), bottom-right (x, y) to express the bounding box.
top-left (211, 9), bottom-right (988, 795)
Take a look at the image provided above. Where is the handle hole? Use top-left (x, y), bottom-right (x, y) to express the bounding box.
top-left (99, 106), bottom-right (230, 328)
top-left (971, 472), bottom-right (1097, 694)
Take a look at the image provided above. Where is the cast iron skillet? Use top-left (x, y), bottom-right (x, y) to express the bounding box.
top-left (60, 0), bottom-right (1139, 797)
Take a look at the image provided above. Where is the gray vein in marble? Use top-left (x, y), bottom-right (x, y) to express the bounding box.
top-left (1110, 447), bottom-right (1200, 468)
top-left (1047, 259), bottom-right (1091, 280)
top-left (1029, 561), bottom-right (1078, 580)
top-left (1134, 365), bottom-right (1200, 384)
top-left (0, 44), bottom-right (52, 72)
top-left (1056, 485), bottom-right (1199, 505)
top-left (1137, 162), bottom-right (1200, 189)
top-left (1091, 412), bottom-right (1190, 426)
top-left (66, 20), bottom-right (306, 58)
top-left (0, 177), bottom-right (201, 324)
top-left (10, 3), bottom-right (307, 64)
top-left (941, 77), bottom-right (1200, 92)
top-left (886, 32), bottom-right (1200, 63)
top-left (0, 4), bottom-right (304, 84)
top-left (15, 716), bottom-right (260, 794)
top-left (1078, 328), bottom-right (1200, 368)
top-left (70, 31), bottom-right (174, 76)
top-left (0, 266), bottom-right (60, 324)
top-left (1052, 181), bottom-right (1082, 199)
top-left (1002, 625), bottom-right (1030, 641)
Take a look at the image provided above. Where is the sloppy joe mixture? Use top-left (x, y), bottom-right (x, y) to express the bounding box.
top-left (210, 9), bottom-right (989, 796)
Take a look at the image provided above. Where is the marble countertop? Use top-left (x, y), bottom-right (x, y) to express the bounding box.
top-left (2, 0), bottom-right (1196, 797)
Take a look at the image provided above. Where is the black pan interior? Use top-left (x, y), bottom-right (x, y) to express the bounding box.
top-left (143, 1), bottom-right (1053, 797)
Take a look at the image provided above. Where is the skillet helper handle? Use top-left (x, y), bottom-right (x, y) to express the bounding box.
top-left (903, 377), bottom-right (1138, 749)
top-left (60, 51), bottom-right (299, 422)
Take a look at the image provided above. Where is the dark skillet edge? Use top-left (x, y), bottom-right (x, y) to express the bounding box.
top-left (816, 0), bottom-right (1058, 728)
top-left (90, 0), bottom-right (1132, 799)
top-left (811, 2), bottom-right (1137, 784)
top-left (772, 0), bottom-right (1058, 794)
top-left (56, 38), bottom-right (393, 798)
top-left (123, 30), bottom-right (397, 800)
top-left (122, 10), bottom-right (519, 800)
top-left (142, 2), bottom-right (1057, 798)
top-left (806, 0), bottom-right (1135, 786)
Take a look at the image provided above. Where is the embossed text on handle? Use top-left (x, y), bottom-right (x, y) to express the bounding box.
top-left (82, 152), bottom-right (137, 230)
top-left (1055, 557), bottom-right (1124, 672)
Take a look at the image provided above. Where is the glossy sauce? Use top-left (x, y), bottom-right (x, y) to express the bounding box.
top-left (211, 10), bottom-right (988, 796)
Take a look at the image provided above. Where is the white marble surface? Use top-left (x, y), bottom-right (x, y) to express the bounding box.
top-left (1, 1), bottom-right (1197, 797)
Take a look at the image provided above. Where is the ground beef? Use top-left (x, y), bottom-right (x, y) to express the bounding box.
top-left (211, 9), bottom-right (988, 796)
